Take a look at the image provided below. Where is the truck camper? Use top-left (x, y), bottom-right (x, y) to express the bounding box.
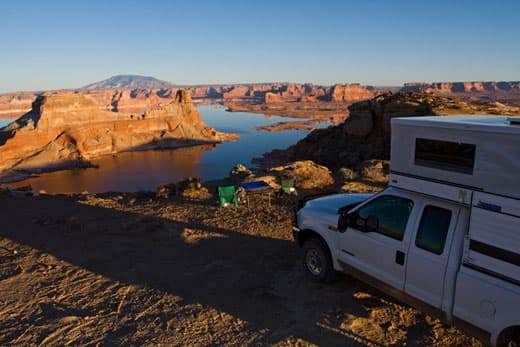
top-left (294, 115), bottom-right (520, 346)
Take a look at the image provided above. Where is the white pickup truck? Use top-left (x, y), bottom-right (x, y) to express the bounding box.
top-left (293, 116), bottom-right (519, 346)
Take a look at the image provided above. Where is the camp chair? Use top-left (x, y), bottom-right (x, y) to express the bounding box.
top-left (280, 178), bottom-right (298, 196)
top-left (218, 185), bottom-right (238, 207)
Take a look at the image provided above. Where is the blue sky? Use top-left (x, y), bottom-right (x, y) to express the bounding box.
top-left (1, 0), bottom-right (519, 92)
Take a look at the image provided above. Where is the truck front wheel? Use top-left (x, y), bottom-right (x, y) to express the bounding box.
top-left (302, 237), bottom-right (335, 282)
top-left (498, 326), bottom-right (520, 347)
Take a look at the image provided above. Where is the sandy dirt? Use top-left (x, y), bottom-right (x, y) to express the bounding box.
top-left (0, 192), bottom-right (483, 346)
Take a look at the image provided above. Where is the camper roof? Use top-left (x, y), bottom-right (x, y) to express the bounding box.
top-left (392, 115), bottom-right (520, 135)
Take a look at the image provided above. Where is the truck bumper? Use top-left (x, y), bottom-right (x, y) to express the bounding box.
top-left (292, 226), bottom-right (302, 245)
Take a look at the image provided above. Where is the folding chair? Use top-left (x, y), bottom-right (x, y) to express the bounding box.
top-left (280, 178), bottom-right (298, 196)
top-left (218, 185), bottom-right (238, 207)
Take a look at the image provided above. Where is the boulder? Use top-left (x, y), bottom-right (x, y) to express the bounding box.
top-left (230, 164), bottom-right (252, 177)
top-left (269, 160), bottom-right (334, 189)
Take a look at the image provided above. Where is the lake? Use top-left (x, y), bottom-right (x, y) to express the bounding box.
top-left (0, 105), bottom-right (315, 193)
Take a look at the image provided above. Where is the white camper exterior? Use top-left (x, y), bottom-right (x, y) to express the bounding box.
top-left (294, 115), bottom-right (520, 346)
top-left (390, 115), bottom-right (520, 199)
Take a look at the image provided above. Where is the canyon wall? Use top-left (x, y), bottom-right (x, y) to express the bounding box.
top-left (402, 81), bottom-right (520, 93)
top-left (2, 81), bottom-right (520, 121)
top-left (0, 93), bottom-right (39, 118)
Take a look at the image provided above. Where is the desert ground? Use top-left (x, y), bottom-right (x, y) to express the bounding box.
top-left (0, 189), bottom-right (482, 346)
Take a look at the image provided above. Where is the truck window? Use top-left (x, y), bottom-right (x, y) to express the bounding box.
top-left (415, 138), bottom-right (476, 174)
top-left (356, 195), bottom-right (413, 241)
top-left (415, 205), bottom-right (452, 254)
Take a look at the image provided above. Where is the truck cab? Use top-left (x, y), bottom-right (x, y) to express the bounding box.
top-left (297, 187), bottom-right (465, 314)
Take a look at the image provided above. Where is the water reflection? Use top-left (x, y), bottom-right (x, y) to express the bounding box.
top-left (7, 145), bottom-right (216, 193)
top-left (0, 119), bottom-right (12, 128)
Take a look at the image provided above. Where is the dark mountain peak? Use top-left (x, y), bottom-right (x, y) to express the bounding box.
top-left (82, 75), bottom-right (175, 90)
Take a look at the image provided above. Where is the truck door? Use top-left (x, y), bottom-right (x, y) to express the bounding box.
top-left (339, 194), bottom-right (416, 291)
top-left (404, 202), bottom-right (460, 309)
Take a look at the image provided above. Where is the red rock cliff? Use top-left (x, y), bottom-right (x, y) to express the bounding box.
top-left (402, 81), bottom-right (520, 93)
top-left (0, 90), bottom-right (235, 178)
top-left (329, 84), bottom-right (376, 102)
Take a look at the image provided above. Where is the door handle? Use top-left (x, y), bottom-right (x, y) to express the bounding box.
top-left (395, 251), bottom-right (405, 266)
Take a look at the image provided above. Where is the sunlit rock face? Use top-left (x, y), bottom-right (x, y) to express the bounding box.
top-left (402, 81), bottom-right (520, 93)
top-left (329, 84), bottom-right (376, 102)
top-left (0, 90), bottom-right (235, 177)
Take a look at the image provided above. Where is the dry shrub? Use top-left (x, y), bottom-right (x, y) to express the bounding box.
top-left (356, 159), bottom-right (389, 183)
top-left (156, 183), bottom-right (177, 199)
top-left (177, 177), bottom-right (211, 200)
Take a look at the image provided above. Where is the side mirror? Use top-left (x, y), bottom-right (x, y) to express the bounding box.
top-left (338, 212), bottom-right (351, 233)
top-left (366, 215), bottom-right (379, 232)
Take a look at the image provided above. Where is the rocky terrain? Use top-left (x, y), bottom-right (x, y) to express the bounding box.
top-left (401, 81), bottom-right (520, 106)
top-left (259, 91), bottom-right (520, 170)
top-left (0, 162), bottom-right (482, 346)
top-left (0, 90), bottom-right (236, 182)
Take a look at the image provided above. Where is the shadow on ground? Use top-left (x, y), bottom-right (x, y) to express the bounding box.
top-left (0, 194), bottom-right (475, 346)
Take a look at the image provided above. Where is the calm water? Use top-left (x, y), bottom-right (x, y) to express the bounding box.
top-left (0, 106), bottom-right (315, 193)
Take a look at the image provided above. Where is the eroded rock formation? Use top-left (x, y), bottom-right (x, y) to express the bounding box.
top-left (0, 90), bottom-right (235, 179)
top-left (330, 84), bottom-right (376, 102)
top-left (402, 81), bottom-right (520, 93)
top-left (0, 93), bottom-right (39, 118)
top-left (277, 92), bottom-right (520, 169)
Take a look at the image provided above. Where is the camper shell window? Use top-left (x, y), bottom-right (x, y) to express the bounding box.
top-left (414, 138), bottom-right (476, 174)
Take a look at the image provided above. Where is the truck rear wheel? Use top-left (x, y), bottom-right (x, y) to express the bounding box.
top-left (302, 237), bottom-right (335, 282)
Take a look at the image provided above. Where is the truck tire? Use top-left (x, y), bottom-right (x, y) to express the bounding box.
top-left (302, 237), bottom-right (336, 283)
top-left (498, 326), bottom-right (520, 347)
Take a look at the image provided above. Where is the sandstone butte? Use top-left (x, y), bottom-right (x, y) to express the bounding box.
top-left (0, 90), bottom-right (236, 181)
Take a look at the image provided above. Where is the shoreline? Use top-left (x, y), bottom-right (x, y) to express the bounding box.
top-left (0, 138), bottom-right (237, 188)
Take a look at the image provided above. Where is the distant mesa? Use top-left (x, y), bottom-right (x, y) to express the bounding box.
top-left (82, 74), bottom-right (176, 90)
top-left (329, 84), bottom-right (375, 102)
top-left (401, 81), bottom-right (520, 93)
top-left (1, 79), bottom-right (520, 122)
